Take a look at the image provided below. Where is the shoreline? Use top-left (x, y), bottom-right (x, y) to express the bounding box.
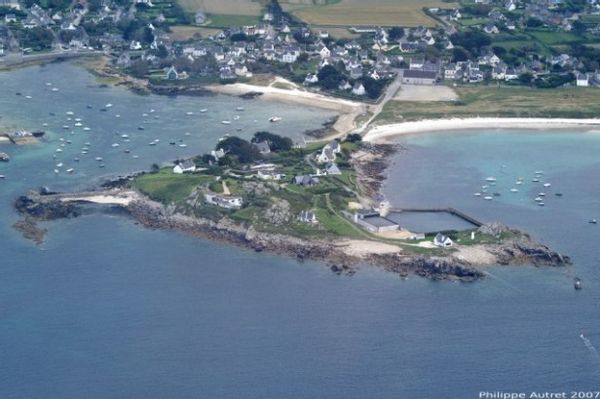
top-left (364, 117), bottom-right (600, 142)
top-left (205, 83), bottom-right (368, 138)
top-left (13, 185), bottom-right (572, 282)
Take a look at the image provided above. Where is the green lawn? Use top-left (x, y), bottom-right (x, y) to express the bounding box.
top-left (206, 13), bottom-right (261, 28)
top-left (375, 86), bottom-right (600, 123)
top-left (132, 169), bottom-right (214, 204)
top-left (527, 30), bottom-right (582, 45)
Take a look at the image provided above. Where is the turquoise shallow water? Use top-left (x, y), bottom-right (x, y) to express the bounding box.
top-left (1, 64), bottom-right (600, 398)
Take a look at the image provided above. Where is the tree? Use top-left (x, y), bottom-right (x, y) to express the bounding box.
top-left (317, 65), bottom-right (345, 90)
top-left (518, 72), bottom-right (534, 85)
top-left (129, 60), bottom-right (149, 78)
top-left (452, 47), bottom-right (471, 62)
top-left (361, 77), bottom-right (388, 99)
top-left (388, 27), bottom-right (404, 41)
top-left (450, 30), bottom-right (491, 56)
top-left (526, 17), bottom-right (544, 28)
top-left (251, 131), bottom-right (292, 152)
top-left (216, 137), bottom-right (261, 164)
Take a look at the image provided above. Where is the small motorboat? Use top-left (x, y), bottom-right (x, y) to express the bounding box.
top-left (95, 157), bottom-right (103, 161)
top-left (589, 219), bottom-right (597, 224)
top-left (112, 143), bottom-right (120, 147)
top-left (510, 188), bottom-right (519, 193)
top-left (200, 109), bottom-right (208, 113)
top-left (269, 116), bottom-right (282, 123)
top-left (66, 168), bottom-right (74, 174)
top-left (484, 196), bottom-right (493, 201)
top-left (574, 278), bottom-right (583, 290)
top-left (543, 183), bottom-right (551, 187)
top-left (105, 103), bottom-right (113, 108)
top-left (137, 126), bottom-right (145, 131)
top-left (221, 120), bottom-right (231, 125)
top-left (555, 193), bottom-right (563, 197)
top-left (474, 192), bottom-right (482, 197)
top-left (538, 202), bottom-right (545, 206)
top-left (186, 111), bottom-right (194, 116)
top-left (0, 175), bottom-right (5, 179)
top-left (236, 107), bottom-right (244, 111)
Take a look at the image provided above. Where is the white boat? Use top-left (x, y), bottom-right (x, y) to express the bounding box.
top-left (95, 157), bottom-right (103, 161)
top-left (54, 169), bottom-right (59, 174)
top-left (63, 126), bottom-right (70, 129)
top-left (45, 82), bottom-right (52, 86)
top-left (179, 144), bottom-right (188, 148)
top-left (485, 177), bottom-right (497, 182)
top-left (133, 155), bottom-right (139, 159)
top-left (538, 192), bottom-right (545, 197)
top-left (142, 113), bottom-right (149, 117)
top-left (56, 163), bottom-right (63, 168)
top-left (516, 181), bottom-right (522, 185)
top-left (233, 115), bottom-right (240, 120)
top-left (474, 192), bottom-right (482, 197)
top-left (538, 202), bottom-right (545, 206)
top-left (105, 103), bottom-right (113, 108)
top-left (534, 197), bottom-right (543, 202)
top-left (185, 132), bottom-right (191, 136)
top-left (543, 183), bottom-right (551, 187)
top-left (121, 134), bottom-right (129, 139)
top-left (150, 109), bottom-right (155, 113)
top-left (200, 109), bottom-right (208, 113)
top-left (115, 115), bottom-right (120, 118)
top-left (221, 120), bottom-right (231, 125)
top-left (186, 112), bottom-right (194, 116)
top-left (83, 127), bottom-right (91, 131)
top-left (535, 170), bottom-right (544, 175)
top-left (236, 107), bottom-right (244, 111)
top-left (25, 95), bottom-right (32, 99)
top-left (484, 196), bottom-right (493, 200)
top-left (269, 116), bottom-right (282, 122)
top-left (42, 123), bottom-right (48, 127)
top-left (56, 149), bottom-right (63, 153)
top-left (51, 87), bottom-right (59, 92)
top-left (66, 111), bottom-right (74, 115)
top-left (75, 118), bottom-right (82, 122)
top-left (0, 175), bottom-right (5, 179)
top-left (112, 143), bottom-right (120, 147)
top-left (590, 219), bottom-right (597, 224)
top-left (66, 168), bottom-right (74, 174)
top-left (532, 178), bottom-right (540, 182)
top-left (510, 188), bottom-right (519, 193)
top-left (74, 122), bottom-right (83, 127)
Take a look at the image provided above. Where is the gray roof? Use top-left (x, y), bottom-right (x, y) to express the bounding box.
top-left (403, 70), bottom-right (437, 79)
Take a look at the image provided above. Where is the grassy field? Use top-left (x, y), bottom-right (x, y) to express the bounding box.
top-left (375, 86), bottom-right (600, 123)
top-left (168, 25), bottom-right (215, 40)
top-left (132, 169), bottom-right (214, 203)
top-left (526, 30), bottom-right (582, 45)
top-left (289, 0), bottom-right (457, 28)
top-left (177, 0), bottom-right (263, 14)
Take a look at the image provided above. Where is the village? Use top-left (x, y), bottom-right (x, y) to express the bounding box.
top-left (1, 0), bottom-right (600, 96)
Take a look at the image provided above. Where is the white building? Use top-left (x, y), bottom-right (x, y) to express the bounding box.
top-left (204, 193), bottom-right (243, 209)
top-left (173, 160), bottom-right (196, 174)
top-left (433, 233), bottom-right (453, 247)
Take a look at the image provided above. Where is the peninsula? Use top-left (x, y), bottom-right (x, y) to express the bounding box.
top-left (14, 131), bottom-right (571, 281)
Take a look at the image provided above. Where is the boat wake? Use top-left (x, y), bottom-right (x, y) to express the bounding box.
top-left (580, 333), bottom-right (600, 370)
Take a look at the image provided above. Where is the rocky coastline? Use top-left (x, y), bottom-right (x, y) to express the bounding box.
top-left (12, 188), bottom-right (572, 282)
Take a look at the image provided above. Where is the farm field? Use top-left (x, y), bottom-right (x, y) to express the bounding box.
top-left (288, 0), bottom-right (457, 27)
top-left (375, 86), bottom-right (600, 123)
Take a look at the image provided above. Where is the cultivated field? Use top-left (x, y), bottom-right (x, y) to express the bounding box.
top-left (375, 86), bottom-right (600, 123)
top-left (288, 0), bottom-right (457, 28)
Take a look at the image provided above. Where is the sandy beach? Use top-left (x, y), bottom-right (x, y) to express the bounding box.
top-left (363, 117), bottom-right (600, 142)
top-left (60, 190), bottom-right (140, 206)
top-left (207, 83), bottom-right (367, 137)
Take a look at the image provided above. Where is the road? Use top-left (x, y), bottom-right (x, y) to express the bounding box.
top-left (357, 69), bottom-right (403, 134)
top-left (0, 49), bottom-right (102, 69)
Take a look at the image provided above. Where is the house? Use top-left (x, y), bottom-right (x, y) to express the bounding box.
top-left (304, 73), bottom-right (318, 85)
top-left (325, 163), bottom-right (341, 175)
top-left (298, 210), bottom-right (317, 224)
top-left (317, 44), bottom-right (330, 59)
top-left (483, 23), bottom-right (499, 34)
top-left (576, 73), bottom-right (590, 87)
top-left (294, 175), bottom-right (319, 186)
top-left (433, 233), bottom-right (453, 247)
top-left (402, 69), bottom-right (437, 85)
top-left (166, 66), bottom-right (178, 80)
top-left (173, 159), bottom-right (196, 174)
top-left (4, 13), bottom-right (17, 23)
top-left (352, 83), bottom-right (366, 96)
top-left (205, 193), bottom-right (243, 209)
top-left (254, 141), bottom-right (271, 154)
top-left (409, 57), bottom-right (425, 70)
top-left (194, 11), bottom-right (206, 25)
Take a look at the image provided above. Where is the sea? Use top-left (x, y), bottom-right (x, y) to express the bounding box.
top-left (0, 63), bottom-right (599, 399)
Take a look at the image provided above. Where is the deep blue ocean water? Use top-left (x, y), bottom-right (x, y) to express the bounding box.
top-left (1, 64), bottom-right (599, 398)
